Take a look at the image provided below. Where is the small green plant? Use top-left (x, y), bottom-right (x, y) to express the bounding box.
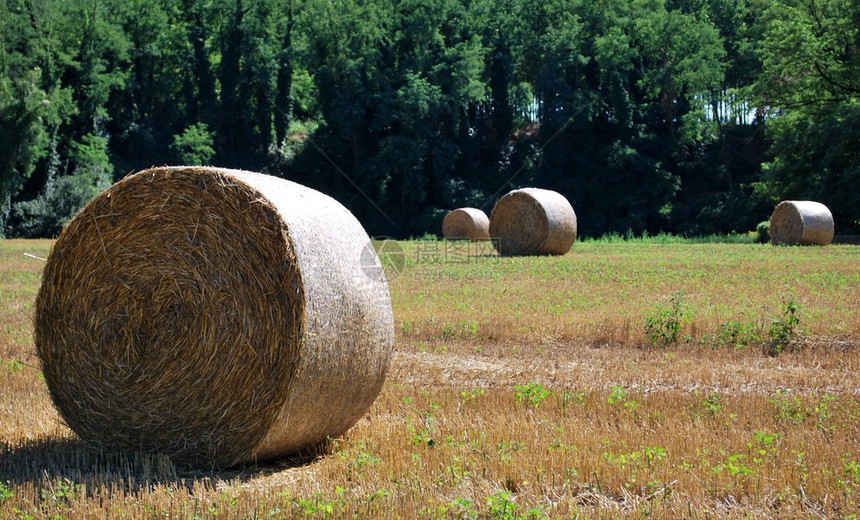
top-left (603, 446), bottom-right (667, 468)
top-left (336, 438), bottom-right (381, 477)
top-left (644, 290), bottom-right (694, 346)
top-left (40, 478), bottom-right (80, 510)
top-left (487, 490), bottom-right (515, 519)
top-left (452, 497), bottom-right (479, 520)
top-left (764, 298), bottom-right (803, 356)
top-left (289, 492), bottom-right (345, 516)
top-left (461, 319), bottom-right (479, 339)
top-left (442, 323), bottom-right (457, 337)
top-left (691, 391), bottom-right (724, 419)
top-left (514, 382), bottom-right (552, 407)
top-left (706, 320), bottom-right (761, 349)
top-left (486, 490), bottom-right (548, 519)
top-left (755, 220), bottom-right (770, 243)
top-left (402, 395), bottom-right (439, 447)
top-left (749, 431), bottom-right (782, 464)
top-left (541, 420), bottom-right (575, 451)
top-left (771, 390), bottom-right (807, 423)
top-left (839, 457), bottom-right (860, 494)
top-left (461, 387), bottom-right (486, 404)
top-left (608, 385), bottom-right (639, 410)
top-left (716, 454), bottom-right (755, 476)
top-left (496, 440), bottom-right (526, 464)
top-left (401, 320), bottom-right (414, 334)
top-left (813, 394), bottom-right (837, 432)
top-left (5, 359), bottom-right (23, 373)
top-left (0, 480), bottom-right (13, 503)
top-left (442, 319), bottom-right (480, 339)
top-left (560, 390), bottom-right (585, 411)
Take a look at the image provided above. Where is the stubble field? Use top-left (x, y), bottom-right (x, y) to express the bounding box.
top-left (1, 238), bottom-right (859, 519)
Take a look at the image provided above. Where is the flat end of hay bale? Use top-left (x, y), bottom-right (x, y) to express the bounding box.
top-left (489, 188), bottom-right (577, 256)
top-left (35, 166), bottom-right (394, 467)
top-left (769, 200), bottom-right (834, 246)
top-left (442, 208), bottom-right (490, 241)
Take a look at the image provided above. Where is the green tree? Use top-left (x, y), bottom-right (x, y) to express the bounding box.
top-left (496, 0), bottom-right (728, 236)
top-left (292, 0), bottom-right (486, 236)
top-left (64, 0), bottom-right (129, 139)
top-left (9, 133), bottom-right (111, 237)
top-left (0, 0), bottom-right (811, 238)
top-left (171, 122), bottom-right (215, 165)
top-left (0, 0), bottom-right (74, 236)
top-left (0, 68), bottom-right (49, 236)
top-left (754, 0), bottom-right (860, 231)
top-left (109, 0), bottom-right (188, 173)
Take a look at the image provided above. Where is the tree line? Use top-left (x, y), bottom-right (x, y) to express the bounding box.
top-left (1, 0), bottom-right (858, 238)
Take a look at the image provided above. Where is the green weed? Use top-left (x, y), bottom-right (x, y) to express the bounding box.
top-left (0, 481), bottom-right (12, 503)
top-left (4, 360), bottom-right (23, 375)
top-left (40, 479), bottom-right (79, 511)
top-left (402, 395), bottom-right (440, 447)
top-left (486, 490), bottom-right (550, 519)
top-left (771, 390), bottom-right (806, 423)
top-left (691, 391), bottom-right (724, 419)
top-left (442, 319), bottom-right (480, 340)
top-left (514, 382), bottom-right (552, 408)
top-left (705, 320), bottom-right (762, 349)
top-left (644, 290), bottom-right (694, 346)
top-left (451, 497), bottom-right (479, 520)
top-left (716, 454), bottom-right (755, 476)
top-left (749, 431), bottom-right (782, 464)
top-left (840, 457), bottom-right (860, 493)
top-left (461, 388), bottom-right (486, 404)
top-left (560, 390), bottom-right (585, 412)
top-left (608, 385), bottom-right (639, 411)
top-left (764, 297), bottom-right (803, 356)
top-left (496, 441), bottom-right (526, 464)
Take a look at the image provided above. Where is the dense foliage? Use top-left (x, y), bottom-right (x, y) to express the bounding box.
top-left (1, 0), bottom-right (857, 238)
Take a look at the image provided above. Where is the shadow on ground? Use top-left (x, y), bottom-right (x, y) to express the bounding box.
top-left (0, 436), bottom-right (326, 493)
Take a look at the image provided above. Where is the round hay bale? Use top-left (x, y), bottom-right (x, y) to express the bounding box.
top-left (769, 200), bottom-right (834, 246)
top-left (442, 207), bottom-right (490, 241)
top-left (34, 166), bottom-right (394, 467)
top-left (489, 188), bottom-right (577, 256)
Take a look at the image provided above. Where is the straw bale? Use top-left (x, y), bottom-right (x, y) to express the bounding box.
top-left (768, 200), bottom-right (834, 246)
top-left (442, 207), bottom-right (490, 241)
top-left (34, 166), bottom-right (394, 468)
top-left (489, 188), bottom-right (577, 256)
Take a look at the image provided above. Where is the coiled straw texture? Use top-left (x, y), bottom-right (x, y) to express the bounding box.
top-left (442, 208), bottom-right (490, 241)
top-left (35, 166), bottom-right (394, 468)
top-left (489, 188), bottom-right (577, 256)
top-left (769, 200), bottom-right (834, 246)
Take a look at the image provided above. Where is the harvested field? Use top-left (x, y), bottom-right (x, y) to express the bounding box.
top-left (1, 239), bottom-right (859, 518)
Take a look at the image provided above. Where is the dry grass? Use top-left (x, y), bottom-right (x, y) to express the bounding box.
top-left (2, 239), bottom-right (859, 518)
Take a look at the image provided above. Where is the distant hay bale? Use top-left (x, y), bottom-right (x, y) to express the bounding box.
top-left (769, 200), bottom-right (834, 246)
top-left (442, 207), bottom-right (490, 241)
top-left (489, 188), bottom-right (577, 256)
top-left (34, 166), bottom-right (394, 468)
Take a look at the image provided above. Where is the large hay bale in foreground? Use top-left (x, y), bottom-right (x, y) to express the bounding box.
top-left (442, 207), bottom-right (490, 241)
top-left (35, 166), bottom-right (394, 468)
top-left (489, 188), bottom-right (577, 256)
top-left (769, 200), bottom-right (834, 246)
